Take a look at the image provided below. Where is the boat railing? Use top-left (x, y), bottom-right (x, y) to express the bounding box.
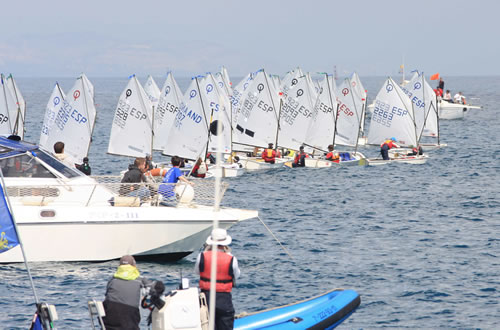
top-left (6, 176), bottom-right (228, 208)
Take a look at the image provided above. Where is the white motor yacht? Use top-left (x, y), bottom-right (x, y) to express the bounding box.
top-left (0, 137), bottom-right (257, 263)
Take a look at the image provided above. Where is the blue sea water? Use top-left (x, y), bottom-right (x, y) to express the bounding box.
top-left (0, 76), bottom-right (499, 329)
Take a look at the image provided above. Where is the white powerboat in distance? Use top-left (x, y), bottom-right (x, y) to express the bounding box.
top-left (0, 137), bottom-right (258, 263)
top-left (438, 99), bottom-right (481, 120)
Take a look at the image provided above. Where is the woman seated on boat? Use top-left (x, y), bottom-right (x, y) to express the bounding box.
top-left (292, 146), bottom-right (308, 167)
top-left (380, 138), bottom-right (400, 160)
top-left (325, 145), bottom-right (340, 163)
top-left (158, 156), bottom-right (193, 201)
top-left (191, 158), bottom-right (208, 178)
top-left (443, 90), bottom-right (453, 102)
top-left (120, 158), bottom-right (150, 199)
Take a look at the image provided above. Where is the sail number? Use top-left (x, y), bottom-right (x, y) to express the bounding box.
top-left (401, 86), bottom-right (425, 109)
top-left (372, 100), bottom-right (408, 128)
top-left (114, 100), bottom-right (147, 129)
top-left (281, 96), bottom-right (312, 126)
top-left (55, 101), bottom-right (88, 131)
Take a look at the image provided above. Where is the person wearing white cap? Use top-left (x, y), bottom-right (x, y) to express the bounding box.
top-left (195, 228), bottom-right (240, 330)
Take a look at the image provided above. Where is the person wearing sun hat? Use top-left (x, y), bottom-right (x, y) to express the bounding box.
top-left (102, 255), bottom-right (152, 330)
top-left (195, 228), bottom-right (240, 330)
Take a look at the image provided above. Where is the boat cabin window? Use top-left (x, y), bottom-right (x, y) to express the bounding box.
top-left (34, 150), bottom-right (82, 178)
top-left (0, 154), bottom-right (56, 178)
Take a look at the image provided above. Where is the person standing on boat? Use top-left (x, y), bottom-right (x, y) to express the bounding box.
top-left (121, 157), bottom-right (149, 198)
top-left (262, 143), bottom-right (277, 164)
top-left (325, 145), bottom-right (340, 163)
top-left (292, 146), bottom-right (308, 167)
top-left (158, 155), bottom-right (193, 201)
top-left (437, 77), bottom-right (445, 92)
top-left (195, 228), bottom-right (240, 330)
top-left (102, 255), bottom-right (152, 330)
top-left (380, 137), bottom-right (400, 160)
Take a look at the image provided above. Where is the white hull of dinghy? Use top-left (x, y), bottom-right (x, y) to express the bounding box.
top-left (208, 164), bottom-right (246, 177)
top-left (366, 154), bottom-right (428, 166)
top-left (304, 152), bottom-right (366, 168)
top-left (240, 157), bottom-right (287, 171)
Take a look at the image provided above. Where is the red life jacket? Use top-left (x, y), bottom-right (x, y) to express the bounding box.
top-left (262, 148), bottom-right (276, 162)
top-left (381, 140), bottom-right (396, 149)
top-left (326, 151), bottom-right (339, 163)
top-left (199, 251), bottom-right (233, 292)
top-left (294, 152), bottom-right (308, 164)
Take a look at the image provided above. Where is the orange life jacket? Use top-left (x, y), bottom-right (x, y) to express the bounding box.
top-left (262, 148), bottom-right (276, 162)
top-left (199, 251), bottom-right (233, 292)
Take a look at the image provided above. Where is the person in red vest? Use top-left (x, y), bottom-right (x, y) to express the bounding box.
top-left (262, 143), bottom-right (277, 164)
top-left (380, 137), bottom-right (400, 160)
top-left (195, 228), bottom-right (240, 330)
top-left (325, 144), bottom-right (340, 163)
top-left (292, 145), bottom-right (308, 167)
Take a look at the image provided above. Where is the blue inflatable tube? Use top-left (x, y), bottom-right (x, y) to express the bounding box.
top-left (234, 288), bottom-right (360, 329)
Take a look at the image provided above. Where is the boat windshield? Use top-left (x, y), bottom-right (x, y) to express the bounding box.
top-left (34, 150), bottom-right (82, 178)
top-left (0, 153), bottom-right (56, 178)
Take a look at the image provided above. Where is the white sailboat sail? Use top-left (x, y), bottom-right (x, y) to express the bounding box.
top-left (367, 77), bottom-right (417, 147)
top-left (39, 83), bottom-right (65, 150)
top-left (153, 72), bottom-right (183, 151)
top-left (163, 78), bottom-right (209, 160)
top-left (202, 73), bottom-right (232, 154)
top-left (270, 74), bottom-right (281, 91)
top-left (422, 79), bottom-right (438, 138)
top-left (278, 74), bottom-right (315, 150)
top-left (5, 74), bottom-right (26, 138)
top-left (305, 74), bottom-right (337, 151)
top-left (220, 66), bottom-right (233, 96)
top-left (230, 73), bottom-right (253, 129)
top-left (280, 67), bottom-right (304, 99)
top-left (233, 69), bottom-right (280, 148)
top-left (214, 71), bottom-right (232, 100)
top-left (45, 74), bottom-right (97, 163)
top-left (81, 73), bottom-right (95, 99)
top-left (335, 78), bottom-right (364, 147)
top-left (108, 75), bottom-right (153, 158)
top-left (349, 72), bottom-right (367, 135)
top-left (401, 72), bottom-right (438, 140)
top-left (144, 75), bottom-right (160, 109)
top-left (0, 74), bottom-right (16, 135)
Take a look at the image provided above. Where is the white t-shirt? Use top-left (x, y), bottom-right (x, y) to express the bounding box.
top-left (454, 93), bottom-right (462, 103)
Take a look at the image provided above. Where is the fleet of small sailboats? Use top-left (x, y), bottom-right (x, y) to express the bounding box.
top-left (1, 67), bottom-right (484, 328)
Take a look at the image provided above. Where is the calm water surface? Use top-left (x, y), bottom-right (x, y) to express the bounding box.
top-left (0, 76), bottom-right (498, 329)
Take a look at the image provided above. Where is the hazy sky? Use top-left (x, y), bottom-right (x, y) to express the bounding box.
top-left (0, 0), bottom-right (497, 78)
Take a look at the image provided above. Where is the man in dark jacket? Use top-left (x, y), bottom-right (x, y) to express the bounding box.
top-left (120, 158), bottom-right (149, 198)
top-left (102, 255), bottom-right (152, 330)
